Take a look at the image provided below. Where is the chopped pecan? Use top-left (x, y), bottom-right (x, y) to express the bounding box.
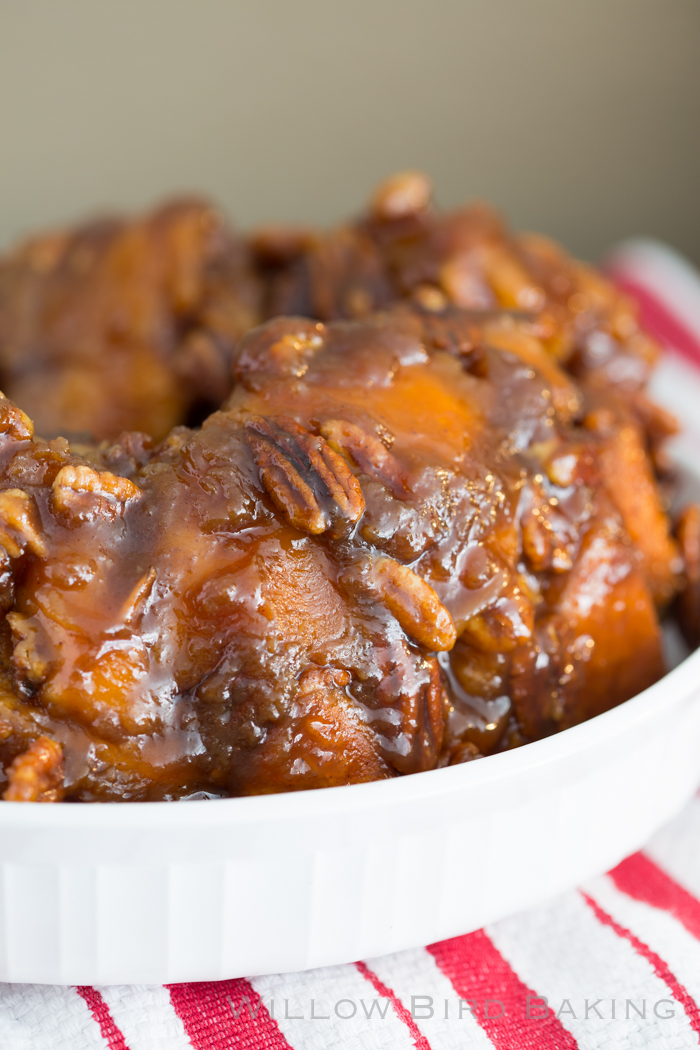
top-left (234, 318), bottom-right (326, 389)
top-left (483, 319), bottom-right (582, 423)
top-left (413, 655), bottom-right (448, 771)
top-left (320, 419), bottom-right (408, 498)
top-left (521, 507), bottom-right (553, 572)
top-left (370, 171), bottom-right (433, 221)
top-left (245, 415), bottom-right (365, 536)
top-left (52, 464), bottom-right (143, 521)
top-left (7, 612), bottom-right (50, 685)
top-left (412, 283), bottom-right (449, 312)
top-left (0, 489), bottom-right (46, 558)
top-left (0, 716), bottom-right (13, 744)
top-left (296, 665), bottom-right (352, 697)
top-left (121, 567), bottom-right (157, 624)
top-left (459, 577), bottom-right (535, 653)
top-left (372, 555), bottom-right (456, 651)
top-left (3, 736), bottom-right (65, 802)
top-left (477, 243), bottom-right (545, 312)
top-left (0, 394), bottom-right (33, 441)
top-left (444, 742), bottom-right (483, 766)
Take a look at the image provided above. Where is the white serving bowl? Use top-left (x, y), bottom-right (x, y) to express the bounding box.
top-left (0, 360), bottom-right (698, 987)
top-left (1, 644), bottom-right (699, 986)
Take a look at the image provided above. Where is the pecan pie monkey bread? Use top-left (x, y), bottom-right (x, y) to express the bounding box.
top-left (0, 172), bottom-right (695, 803)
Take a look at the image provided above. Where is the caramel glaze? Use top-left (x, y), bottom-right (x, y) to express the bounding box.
top-left (0, 304), bottom-right (669, 800)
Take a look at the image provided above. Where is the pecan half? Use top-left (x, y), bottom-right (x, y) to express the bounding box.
top-left (0, 489), bottom-right (46, 558)
top-left (245, 415), bottom-right (365, 536)
top-left (372, 555), bottom-right (456, 651)
top-left (320, 419), bottom-right (408, 499)
top-left (52, 464), bottom-right (143, 522)
top-left (3, 736), bottom-right (65, 802)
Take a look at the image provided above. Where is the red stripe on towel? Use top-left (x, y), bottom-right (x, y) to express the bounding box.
top-left (355, 959), bottom-right (432, 1049)
top-left (428, 928), bottom-right (578, 1048)
top-left (75, 987), bottom-right (130, 1050)
top-left (610, 852), bottom-right (700, 943)
top-left (612, 274), bottom-right (700, 368)
top-left (168, 979), bottom-right (292, 1050)
top-left (581, 890), bottom-right (700, 1036)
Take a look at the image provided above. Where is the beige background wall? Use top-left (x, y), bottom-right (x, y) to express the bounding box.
top-left (1, 0), bottom-right (699, 263)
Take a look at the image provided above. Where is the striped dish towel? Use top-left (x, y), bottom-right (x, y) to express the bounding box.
top-left (2, 241), bottom-right (700, 1050)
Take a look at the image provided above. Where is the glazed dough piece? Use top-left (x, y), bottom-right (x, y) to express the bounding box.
top-left (0, 200), bottom-right (261, 442)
